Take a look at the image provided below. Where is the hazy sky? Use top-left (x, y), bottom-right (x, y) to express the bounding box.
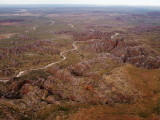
top-left (0, 0), bottom-right (160, 6)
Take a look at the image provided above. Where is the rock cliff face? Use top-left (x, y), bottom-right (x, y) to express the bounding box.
top-left (92, 38), bottom-right (160, 69)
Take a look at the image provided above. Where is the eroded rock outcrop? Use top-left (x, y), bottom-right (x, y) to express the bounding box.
top-left (0, 40), bottom-right (60, 57)
top-left (90, 35), bottom-right (160, 69)
top-left (57, 30), bottom-right (160, 69)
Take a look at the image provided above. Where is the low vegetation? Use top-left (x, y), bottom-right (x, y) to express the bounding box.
top-left (0, 5), bottom-right (159, 120)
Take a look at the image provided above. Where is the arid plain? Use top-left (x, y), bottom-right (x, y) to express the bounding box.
top-left (0, 5), bottom-right (160, 120)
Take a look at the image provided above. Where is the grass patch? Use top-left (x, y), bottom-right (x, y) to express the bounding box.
top-left (15, 69), bottom-right (50, 81)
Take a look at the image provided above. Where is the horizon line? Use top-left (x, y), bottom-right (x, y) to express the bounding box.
top-left (0, 4), bottom-right (160, 7)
